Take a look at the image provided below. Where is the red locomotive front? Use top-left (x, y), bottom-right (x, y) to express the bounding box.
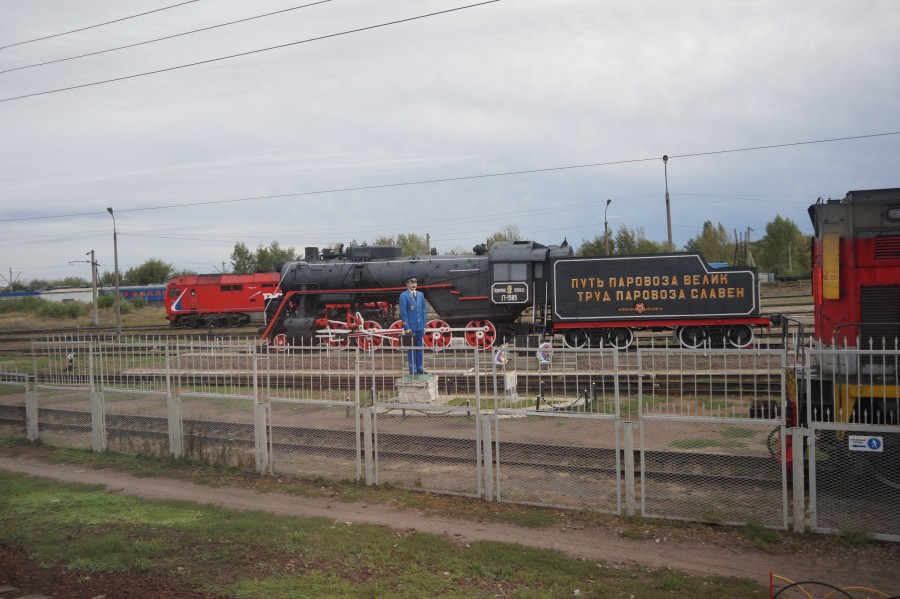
top-left (165, 272), bottom-right (281, 328)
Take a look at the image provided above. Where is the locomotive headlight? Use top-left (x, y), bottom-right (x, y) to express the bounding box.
top-left (886, 206), bottom-right (900, 222)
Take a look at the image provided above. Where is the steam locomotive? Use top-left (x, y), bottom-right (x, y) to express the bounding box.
top-left (261, 241), bottom-right (770, 350)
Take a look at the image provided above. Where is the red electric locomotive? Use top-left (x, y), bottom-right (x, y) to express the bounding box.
top-left (165, 272), bottom-right (281, 328)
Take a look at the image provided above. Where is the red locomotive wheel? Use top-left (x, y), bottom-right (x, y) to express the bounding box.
top-left (387, 320), bottom-right (405, 347)
top-left (271, 333), bottom-right (288, 352)
top-left (320, 322), bottom-right (350, 349)
top-left (424, 319), bottom-right (452, 348)
top-left (355, 320), bottom-right (384, 351)
top-left (465, 319), bottom-right (496, 350)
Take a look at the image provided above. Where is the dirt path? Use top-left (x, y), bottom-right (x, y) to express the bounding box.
top-left (1, 456), bottom-right (896, 592)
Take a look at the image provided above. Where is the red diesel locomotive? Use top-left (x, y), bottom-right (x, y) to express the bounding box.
top-left (165, 273), bottom-right (281, 328)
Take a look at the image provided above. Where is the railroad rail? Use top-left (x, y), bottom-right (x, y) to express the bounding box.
top-left (0, 405), bottom-right (782, 489)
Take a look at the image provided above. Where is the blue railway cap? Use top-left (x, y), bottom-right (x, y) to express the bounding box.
top-left (404, 274), bottom-right (418, 282)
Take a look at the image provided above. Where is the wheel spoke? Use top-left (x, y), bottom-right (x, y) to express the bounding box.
top-left (563, 330), bottom-right (587, 349)
top-left (465, 320), bottom-right (496, 350)
top-left (726, 325), bottom-right (754, 348)
top-left (425, 319), bottom-right (452, 348)
top-left (387, 320), bottom-right (405, 347)
top-left (606, 328), bottom-right (634, 350)
top-left (355, 320), bottom-right (383, 351)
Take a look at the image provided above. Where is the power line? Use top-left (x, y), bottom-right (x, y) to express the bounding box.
top-left (0, 0), bottom-right (502, 103)
top-left (1, 130), bottom-right (898, 225)
top-left (0, 0), bottom-right (334, 75)
top-left (0, 1), bottom-right (201, 51)
top-left (668, 131), bottom-right (900, 159)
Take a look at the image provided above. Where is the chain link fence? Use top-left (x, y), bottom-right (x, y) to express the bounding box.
top-left (2, 334), bottom-right (898, 540)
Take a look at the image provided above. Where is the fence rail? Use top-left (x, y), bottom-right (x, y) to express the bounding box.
top-left (0, 333), bottom-right (897, 541)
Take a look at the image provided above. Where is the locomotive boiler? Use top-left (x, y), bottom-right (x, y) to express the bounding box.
top-left (261, 240), bottom-right (770, 350)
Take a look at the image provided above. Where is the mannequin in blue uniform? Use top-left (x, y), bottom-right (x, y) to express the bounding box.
top-left (399, 275), bottom-right (427, 375)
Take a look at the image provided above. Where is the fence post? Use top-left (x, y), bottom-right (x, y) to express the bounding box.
top-left (25, 373), bottom-right (38, 442)
top-left (253, 344), bottom-right (270, 475)
top-left (362, 407), bottom-right (375, 485)
top-left (481, 412), bottom-right (494, 501)
top-left (474, 346), bottom-right (483, 499)
top-left (623, 420), bottom-right (636, 516)
top-left (165, 343), bottom-right (184, 458)
top-left (791, 428), bottom-right (808, 533)
top-left (89, 340), bottom-right (106, 452)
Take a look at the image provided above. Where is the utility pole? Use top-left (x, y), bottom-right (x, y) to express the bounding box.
top-left (663, 156), bottom-right (673, 252)
top-left (69, 250), bottom-right (100, 326)
top-left (745, 227), bottom-right (755, 267)
top-left (68, 252), bottom-right (100, 326)
top-left (107, 207), bottom-right (121, 336)
top-left (89, 250), bottom-right (99, 326)
top-left (604, 199), bottom-right (612, 255)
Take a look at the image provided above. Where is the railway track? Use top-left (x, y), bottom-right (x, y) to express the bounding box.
top-left (0, 405), bottom-right (782, 488)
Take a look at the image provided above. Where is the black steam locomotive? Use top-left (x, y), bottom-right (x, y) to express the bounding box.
top-left (261, 240), bottom-right (769, 350)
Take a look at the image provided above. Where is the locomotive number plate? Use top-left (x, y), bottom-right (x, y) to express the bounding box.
top-left (491, 282), bottom-right (529, 304)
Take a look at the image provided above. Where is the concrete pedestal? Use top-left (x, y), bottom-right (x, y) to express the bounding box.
top-left (394, 374), bottom-right (438, 404)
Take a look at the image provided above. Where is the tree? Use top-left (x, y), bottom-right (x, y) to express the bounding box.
top-left (613, 225), bottom-right (667, 255)
top-left (684, 221), bottom-right (735, 263)
top-left (373, 235), bottom-right (394, 245)
top-left (255, 241), bottom-right (295, 272)
top-left (230, 242), bottom-right (255, 274)
top-left (58, 276), bottom-right (89, 288)
top-left (396, 233), bottom-right (429, 256)
top-left (230, 241), bottom-right (296, 273)
top-left (755, 216), bottom-right (811, 277)
top-left (577, 235), bottom-right (605, 257)
top-left (124, 258), bottom-right (174, 285)
top-left (486, 225), bottom-right (522, 249)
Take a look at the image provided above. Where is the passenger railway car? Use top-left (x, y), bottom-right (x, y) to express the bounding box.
top-left (262, 242), bottom-right (769, 350)
top-left (118, 285), bottom-right (166, 305)
top-left (165, 273), bottom-right (281, 327)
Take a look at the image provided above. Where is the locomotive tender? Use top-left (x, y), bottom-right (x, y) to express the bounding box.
top-left (262, 240), bottom-right (769, 350)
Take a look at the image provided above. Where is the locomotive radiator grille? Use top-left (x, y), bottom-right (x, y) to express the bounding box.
top-left (874, 236), bottom-right (900, 260)
top-left (860, 285), bottom-right (900, 350)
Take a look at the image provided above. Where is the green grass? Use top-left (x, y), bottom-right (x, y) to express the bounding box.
top-left (0, 468), bottom-right (766, 598)
top-left (0, 441), bottom-right (781, 598)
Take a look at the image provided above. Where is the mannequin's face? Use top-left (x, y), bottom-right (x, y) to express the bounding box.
top-left (406, 279), bottom-right (417, 290)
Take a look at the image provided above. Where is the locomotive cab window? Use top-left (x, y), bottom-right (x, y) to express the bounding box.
top-left (493, 262), bottom-right (528, 282)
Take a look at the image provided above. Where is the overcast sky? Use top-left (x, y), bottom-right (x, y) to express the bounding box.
top-left (1, 0), bottom-right (898, 285)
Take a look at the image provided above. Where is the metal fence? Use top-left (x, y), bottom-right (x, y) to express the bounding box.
top-left (805, 343), bottom-right (900, 541)
top-left (1, 333), bottom-right (898, 541)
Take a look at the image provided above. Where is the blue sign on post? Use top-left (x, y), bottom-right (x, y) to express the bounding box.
top-left (848, 435), bottom-right (883, 452)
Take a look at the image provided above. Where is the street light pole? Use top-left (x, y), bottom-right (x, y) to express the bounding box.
top-left (604, 198), bottom-right (612, 255)
top-left (663, 155), bottom-right (673, 252)
top-left (107, 207), bottom-right (121, 335)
